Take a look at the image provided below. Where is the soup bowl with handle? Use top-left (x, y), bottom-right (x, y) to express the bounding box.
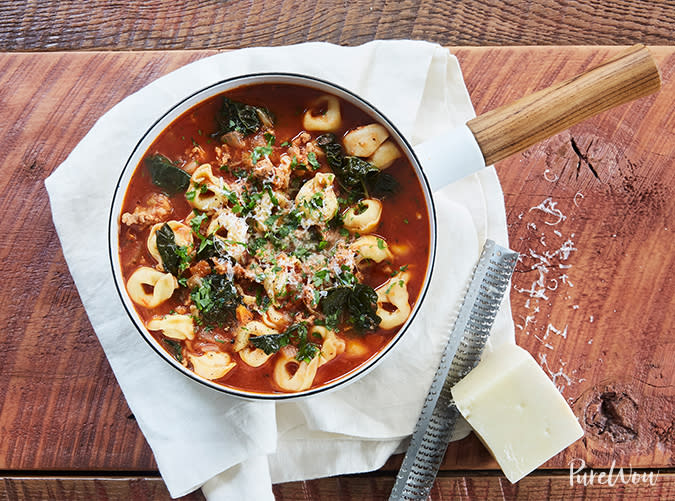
top-left (109, 46), bottom-right (660, 400)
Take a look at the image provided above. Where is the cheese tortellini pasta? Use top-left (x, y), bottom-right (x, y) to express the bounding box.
top-left (273, 347), bottom-right (320, 392)
top-left (367, 140), bottom-right (402, 170)
top-left (343, 199), bottom-right (382, 233)
top-left (188, 164), bottom-right (229, 211)
top-left (343, 124), bottom-right (389, 157)
top-left (351, 235), bottom-right (394, 265)
top-left (126, 267), bottom-right (177, 308)
top-left (189, 351), bottom-right (236, 380)
top-left (147, 221), bottom-right (193, 268)
top-left (376, 272), bottom-right (412, 330)
top-left (295, 172), bottom-right (339, 225)
top-left (302, 95), bottom-right (342, 131)
top-left (147, 314), bottom-right (195, 340)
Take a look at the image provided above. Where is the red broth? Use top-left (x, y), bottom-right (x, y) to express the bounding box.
top-left (118, 83), bottom-right (430, 394)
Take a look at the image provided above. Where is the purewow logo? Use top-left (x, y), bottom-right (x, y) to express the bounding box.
top-left (569, 459), bottom-right (659, 486)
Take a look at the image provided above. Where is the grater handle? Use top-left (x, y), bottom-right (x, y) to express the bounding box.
top-left (389, 240), bottom-right (519, 501)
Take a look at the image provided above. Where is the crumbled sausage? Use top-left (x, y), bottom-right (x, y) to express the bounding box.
top-left (121, 193), bottom-right (173, 227)
top-left (288, 132), bottom-right (323, 169)
top-left (251, 156), bottom-right (291, 190)
top-left (189, 260), bottom-right (212, 279)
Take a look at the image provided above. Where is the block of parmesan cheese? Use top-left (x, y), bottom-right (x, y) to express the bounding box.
top-left (451, 343), bottom-right (583, 483)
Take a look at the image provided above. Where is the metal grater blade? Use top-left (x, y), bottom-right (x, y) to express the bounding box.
top-left (389, 239), bottom-right (519, 501)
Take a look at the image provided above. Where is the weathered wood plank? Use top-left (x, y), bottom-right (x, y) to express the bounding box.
top-left (0, 475), bottom-right (204, 500)
top-left (0, 1), bottom-right (673, 50)
top-left (0, 48), bottom-right (672, 476)
top-left (1, 472), bottom-right (673, 500)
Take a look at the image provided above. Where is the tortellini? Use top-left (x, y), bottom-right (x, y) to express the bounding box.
top-left (302, 95), bottom-right (342, 131)
top-left (343, 124), bottom-right (389, 157)
top-left (147, 221), bottom-right (193, 269)
top-left (295, 172), bottom-right (339, 225)
top-left (233, 320), bottom-right (273, 349)
top-left (351, 235), bottom-right (393, 266)
top-left (147, 314), bottom-right (194, 340)
top-left (343, 199), bottom-right (382, 233)
top-left (126, 267), bottom-right (177, 308)
top-left (344, 338), bottom-right (369, 358)
top-left (252, 190), bottom-right (289, 232)
top-left (261, 305), bottom-right (288, 331)
top-left (376, 272), bottom-right (412, 330)
top-left (367, 140), bottom-right (402, 170)
top-left (263, 255), bottom-right (301, 305)
top-left (233, 321), bottom-right (277, 367)
top-left (273, 347), bottom-right (320, 392)
top-left (206, 210), bottom-right (249, 262)
top-left (311, 326), bottom-right (345, 366)
top-left (187, 164), bottom-right (229, 211)
top-left (188, 351), bottom-right (236, 380)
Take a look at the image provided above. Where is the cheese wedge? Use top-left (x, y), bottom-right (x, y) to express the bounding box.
top-left (451, 343), bottom-right (583, 483)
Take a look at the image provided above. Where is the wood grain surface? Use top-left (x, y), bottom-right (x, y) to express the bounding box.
top-left (2, 472), bottom-right (675, 500)
top-left (1, 1), bottom-right (674, 50)
top-left (0, 46), bottom-right (673, 499)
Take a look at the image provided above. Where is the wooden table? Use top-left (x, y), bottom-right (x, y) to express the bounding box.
top-left (1, 2), bottom-right (673, 500)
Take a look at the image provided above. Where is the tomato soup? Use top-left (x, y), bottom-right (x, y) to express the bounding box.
top-left (118, 83), bottom-right (430, 394)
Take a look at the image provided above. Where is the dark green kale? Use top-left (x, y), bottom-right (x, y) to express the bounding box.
top-left (213, 97), bottom-right (274, 137)
top-left (145, 154), bottom-right (191, 195)
top-left (316, 133), bottom-right (343, 171)
top-left (156, 223), bottom-right (191, 276)
top-left (321, 282), bottom-right (381, 332)
top-left (249, 322), bottom-right (320, 363)
top-left (195, 235), bottom-right (233, 262)
top-left (315, 133), bottom-right (400, 199)
top-left (368, 171), bottom-right (400, 198)
top-left (340, 156), bottom-right (379, 191)
top-left (190, 273), bottom-right (241, 325)
top-left (249, 332), bottom-right (289, 355)
top-left (163, 339), bottom-right (183, 363)
top-left (295, 339), bottom-right (320, 363)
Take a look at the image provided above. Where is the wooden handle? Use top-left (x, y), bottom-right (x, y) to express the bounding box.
top-left (467, 44), bottom-right (661, 166)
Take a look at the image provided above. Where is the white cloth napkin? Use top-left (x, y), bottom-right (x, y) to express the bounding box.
top-left (45, 41), bottom-right (514, 499)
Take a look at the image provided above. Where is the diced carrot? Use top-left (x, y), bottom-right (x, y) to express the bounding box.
top-left (236, 305), bottom-right (254, 324)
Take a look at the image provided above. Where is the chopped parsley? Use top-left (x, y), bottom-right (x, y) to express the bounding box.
top-left (251, 133), bottom-right (275, 164)
top-left (307, 151), bottom-right (320, 170)
top-left (190, 274), bottom-right (241, 326)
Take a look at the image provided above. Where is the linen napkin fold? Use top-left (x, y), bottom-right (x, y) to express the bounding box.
top-left (45, 41), bottom-right (514, 500)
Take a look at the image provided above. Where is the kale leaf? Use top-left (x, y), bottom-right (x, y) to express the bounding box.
top-left (190, 273), bottom-right (241, 325)
top-left (195, 235), bottom-right (232, 262)
top-left (163, 339), bottom-right (183, 363)
top-left (213, 97), bottom-right (274, 137)
top-left (316, 133), bottom-right (343, 171)
top-left (315, 133), bottom-right (400, 199)
top-left (340, 156), bottom-right (379, 190)
top-left (156, 223), bottom-right (191, 276)
top-left (321, 283), bottom-right (381, 332)
top-left (145, 154), bottom-right (191, 195)
top-left (249, 332), bottom-right (289, 355)
top-left (368, 171), bottom-right (400, 198)
top-left (249, 322), bottom-right (321, 363)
